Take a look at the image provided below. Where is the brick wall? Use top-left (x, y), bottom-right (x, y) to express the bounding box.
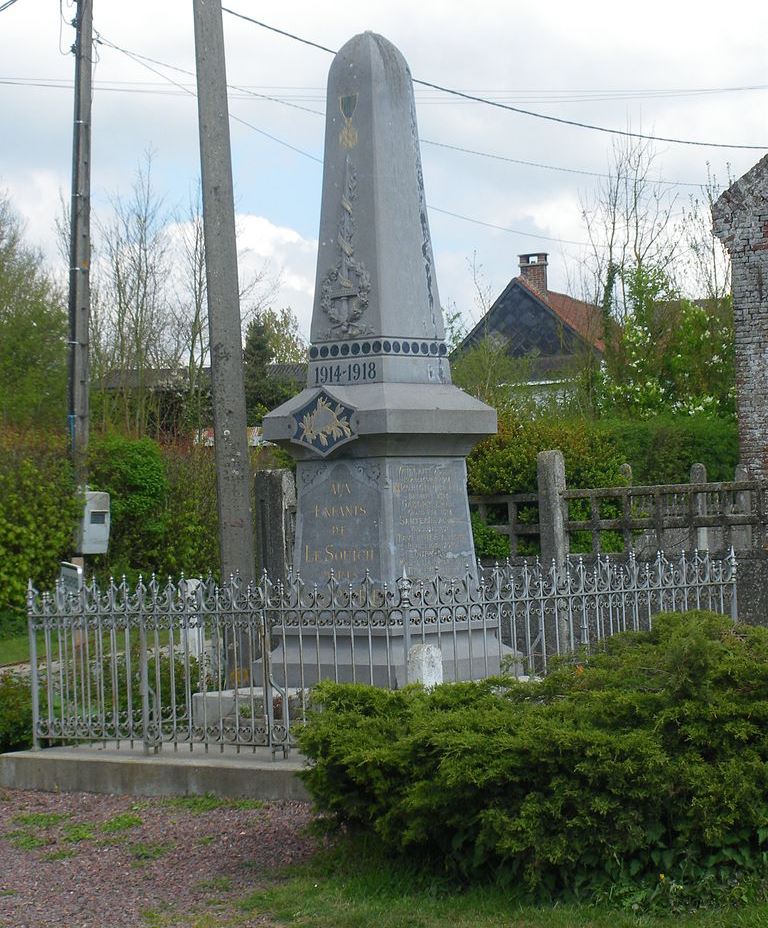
top-left (518, 253), bottom-right (548, 293)
top-left (713, 155), bottom-right (768, 479)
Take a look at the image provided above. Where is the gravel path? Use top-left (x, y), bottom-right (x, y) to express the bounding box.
top-left (0, 788), bottom-right (317, 928)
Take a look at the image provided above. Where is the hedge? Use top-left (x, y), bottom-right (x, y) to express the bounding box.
top-left (299, 611), bottom-right (768, 911)
top-left (0, 431), bottom-right (80, 611)
top-left (468, 414), bottom-right (738, 496)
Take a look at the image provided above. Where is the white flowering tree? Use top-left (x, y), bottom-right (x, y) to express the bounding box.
top-left (595, 265), bottom-right (734, 418)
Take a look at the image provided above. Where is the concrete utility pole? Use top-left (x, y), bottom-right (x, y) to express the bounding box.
top-left (192, 0), bottom-right (256, 596)
top-left (67, 0), bottom-right (92, 503)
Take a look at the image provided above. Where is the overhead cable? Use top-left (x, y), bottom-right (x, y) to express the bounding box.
top-left (221, 6), bottom-right (767, 151)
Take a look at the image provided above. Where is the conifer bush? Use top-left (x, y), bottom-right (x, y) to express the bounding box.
top-left (0, 674), bottom-right (32, 752)
top-left (299, 611), bottom-right (768, 910)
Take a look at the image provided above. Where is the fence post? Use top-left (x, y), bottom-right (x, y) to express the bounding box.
top-left (26, 586), bottom-right (40, 751)
top-left (254, 469), bottom-right (296, 581)
top-left (537, 450), bottom-right (569, 657)
top-left (733, 464), bottom-right (753, 551)
top-left (690, 463), bottom-right (709, 551)
top-left (139, 617), bottom-right (151, 756)
top-left (537, 450), bottom-right (568, 568)
top-left (619, 463), bottom-right (633, 551)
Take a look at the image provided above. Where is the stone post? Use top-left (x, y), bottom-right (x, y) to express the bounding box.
top-left (733, 463), bottom-right (753, 551)
top-left (537, 450), bottom-right (568, 568)
top-left (537, 450), bottom-right (569, 656)
top-left (254, 469), bottom-right (296, 582)
top-left (407, 643), bottom-right (443, 689)
top-left (690, 463), bottom-right (710, 552)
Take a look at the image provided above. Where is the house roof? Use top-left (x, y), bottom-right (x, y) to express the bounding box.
top-left (459, 275), bottom-right (605, 361)
top-left (517, 278), bottom-right (606, 353)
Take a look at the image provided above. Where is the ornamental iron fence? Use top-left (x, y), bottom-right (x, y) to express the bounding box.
top-left (26, 550), bottom-right (737, 756)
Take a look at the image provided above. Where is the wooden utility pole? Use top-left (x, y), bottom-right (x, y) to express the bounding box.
top-left (192, 0), bottom-right (256, 598)
top-left (67, 0), bottom-right (92, 504)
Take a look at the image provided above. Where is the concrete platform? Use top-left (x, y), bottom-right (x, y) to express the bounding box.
top-left (0, 743), bottom-right (310, 801)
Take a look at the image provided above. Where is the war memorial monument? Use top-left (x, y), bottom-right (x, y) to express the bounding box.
top-left (263, 31), bottom-right (496, 587)
top-left (262, 32), bottom-right (497, 683)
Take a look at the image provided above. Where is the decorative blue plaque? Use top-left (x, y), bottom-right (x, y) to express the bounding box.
top-left (290, 389), bottom-right (358, 457)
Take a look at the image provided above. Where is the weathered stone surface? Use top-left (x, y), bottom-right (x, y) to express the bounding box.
top-left (254, 469), bottom-right (296, 581)
top-left (713, 155), bottom-right (768, 480)
top-left (408, 643), bottom-right (443, 689)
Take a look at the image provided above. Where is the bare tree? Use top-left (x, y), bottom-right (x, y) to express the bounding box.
top-left (680, 165), bottom-right (732, 303)
top-left (170, 190), bottom-right (209, 433)
top-left (580, 136), bottom-right (679, 320)
top-left (94, 152), bottom-right (180, 435)
top-left (168, 190), bottom-right (282, 434)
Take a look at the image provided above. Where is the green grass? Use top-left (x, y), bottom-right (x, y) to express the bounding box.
top-left (233, 839), bottom-right (768, 928)
top-left (130, 841), bottom-right (174, 861)
top-left (43, 849), bottom-right (76, 861)
top-left (139, 903), bottom-right (176, 926)
top-left (0, 633), bottom-right (34, 666)
top-left (62, 823), bottom-right (95, 843)
top-left (101, 812), bottom-right (143, 833)
top-left (12, 812), bottom-right (70, 828)
top-left (3, 829), bottom-right (49, 850)
top-left (163, 793), bottom-right (263, 814)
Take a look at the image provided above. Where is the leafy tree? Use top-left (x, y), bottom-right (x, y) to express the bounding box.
top-left (0, 193), bottom-right (67, 428)
top-left (243, 307), bottom-right (305, 422)
top-left (596, 265), bottom-right (734, 418)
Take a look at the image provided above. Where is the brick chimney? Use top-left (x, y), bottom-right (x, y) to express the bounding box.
top-left (518, 253), bottom-right (548, 292)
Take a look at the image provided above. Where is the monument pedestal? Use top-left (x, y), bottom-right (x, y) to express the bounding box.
top-left (256, 625), bottom-right (509, 689)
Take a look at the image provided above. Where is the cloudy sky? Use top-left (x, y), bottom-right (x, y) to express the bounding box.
top-left (1, 0), bottom-right (766, 337)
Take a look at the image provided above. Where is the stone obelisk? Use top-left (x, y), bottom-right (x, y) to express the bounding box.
top-left (263, 32), bottom-right (496, 590)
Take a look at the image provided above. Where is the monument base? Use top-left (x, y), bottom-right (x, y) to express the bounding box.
top-left (254, 626), bottom-right (521, 688)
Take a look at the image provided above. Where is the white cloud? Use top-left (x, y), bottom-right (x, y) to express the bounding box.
top-left (235, 214), bottom-right (317, 336)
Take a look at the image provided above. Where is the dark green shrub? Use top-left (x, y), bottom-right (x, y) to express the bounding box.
top-left (0, 673), bottom-right (32, 752)
top-left (0, 431), bottom-right (80, 610)
top-left (470, 512), bottom-right (510, 559)
top-left (88, 434), bottom-right (169, 575)
top-left (595, 417), bottom-right (739, 484)
top-left (299, 612), bottom-right (768, 910)
top-left (468, 413), bottom-right (738, 497)
top-left (160, 444), bottom-right (219, 578)
top-left (468, 415), bottom-right (625, 496)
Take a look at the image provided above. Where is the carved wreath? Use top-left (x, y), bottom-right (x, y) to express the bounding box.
top-left (298, 396), bottom-right (353, 448)
top-left (319, 262), bottom-right (372, 336)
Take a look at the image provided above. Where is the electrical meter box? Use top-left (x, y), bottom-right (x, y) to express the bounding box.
top-left (76, 489), bottom-right (111, 555)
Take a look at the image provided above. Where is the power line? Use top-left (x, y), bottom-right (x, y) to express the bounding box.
top-left (0, 0), bottom-right (21, 12)
top-left (220, 6), bottom-right (767, 152)
top-left (94, 33), bottom-right (323, 162)
top-left (427, 205), bottom-right (589, 246)
top-left (92, 36), bottom-right (323, 117)
top-left (33, 39), bottom-right (709, 190)
top-left (91, 33), bottom-right (692, 251)
top-left (223, 6), bottom-right (335, 54)
top-left (420, 138), bottom-right (704, 188)
top-left (8, 74), bottom-right (767, 105)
